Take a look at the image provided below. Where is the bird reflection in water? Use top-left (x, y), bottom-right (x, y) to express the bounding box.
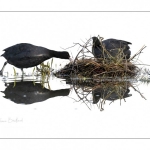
top-left (1, 77), bottom-right (145, 110)
top-left (92, 84), bottom-right (132, 110)
top-left (1, 81), bottom-right (70, 104)
top-left (66, 78), bottom-right (134, 111)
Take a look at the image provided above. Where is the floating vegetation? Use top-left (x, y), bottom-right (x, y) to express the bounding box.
top-left (138, 68), bottom-right (150, 84)
top-left (140, 77), bottom-right (150, 84)
top-left (36, 60), bottom-right (53, 89)
top-left (30, 59), bottom-right (54, 89)
top-left (13, 67), bottom-right (17, 87)
top-left (7, 35), bottom-right (149, 111)
top-left (56, 58), bottom-right (139, 79)
top-left (53, 35), bottom-right (148, 110)
top-left (55, 36), bottom-right (146, 80)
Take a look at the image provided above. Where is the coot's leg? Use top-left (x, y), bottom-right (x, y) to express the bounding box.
top-left (0, 61), bottom-right (7, 75)
top-left (21, 68), bottom-right (24, 75)
top-left (20, 68), bottom-right (24, 81)
top-left (36, 66), bottom-right (40, 71)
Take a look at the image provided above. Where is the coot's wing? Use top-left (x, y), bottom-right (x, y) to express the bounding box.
top-left (102, 39), bottom-right (131, 59)
top-left (108, 39), bottom-right (131, 44)
top-left (3, 43), bottom-right (50, 68)
top-left (103, 39), bottom-right (131, 51)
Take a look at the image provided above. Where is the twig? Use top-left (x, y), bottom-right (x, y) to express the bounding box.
top-left (128, 45), bottom-right (146, 61)
top-left (130, 83), bottom-right (146, 100)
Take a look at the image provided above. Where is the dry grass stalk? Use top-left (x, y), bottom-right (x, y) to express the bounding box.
top-left (55, 36), bottom-right (141, 79)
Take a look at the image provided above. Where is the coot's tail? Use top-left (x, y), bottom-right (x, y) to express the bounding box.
top-left (1, 54), bottom-right (4, 57)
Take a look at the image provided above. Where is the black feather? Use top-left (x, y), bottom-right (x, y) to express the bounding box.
top-left (92, 37), bottom-right (131, 59)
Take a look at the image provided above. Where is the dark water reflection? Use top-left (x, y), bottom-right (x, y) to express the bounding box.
top-left (1, 80), bottom-right (70, 104)
top-left (92, 88), bottom-right (131, 103)
top-left (0, 75), bottom-right (144, 110)
top-left (65, 78), bottom-right (134, 110)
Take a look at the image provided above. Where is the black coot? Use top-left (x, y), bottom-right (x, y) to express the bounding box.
top-left (0, 43), bottom-right (70, 75)
top-left (92, 37), bottom-right (131, 59)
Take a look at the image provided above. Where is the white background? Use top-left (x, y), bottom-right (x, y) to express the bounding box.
top-left (0, 0), bottom-right (149, 11)
top-left (0, 12), bottom-right (149, 75)
top-left (0, 0), bottom-right (150, 150)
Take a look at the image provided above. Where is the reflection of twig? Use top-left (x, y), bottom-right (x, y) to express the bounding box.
top-left (56, 36), bottom-right (140, 79)
top-left (70, 80), bottom-right (133, 111)
top-left (99, 98), bottom-right (105, 111)
top-left (73, 82), bottom-right (91, 110)
top-left (129, 83), bottom-right (146, 100)
top-left (57, 36), bottom-right (147, 110)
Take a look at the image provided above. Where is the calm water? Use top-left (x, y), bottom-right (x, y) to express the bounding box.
top-left (0, 72), bottom-right (150, 138)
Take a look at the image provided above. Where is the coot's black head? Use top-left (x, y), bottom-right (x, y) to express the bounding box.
top-left (60, 51), bottom-right (70, 59)
top-left (92, 37), bottom-right (101, 46)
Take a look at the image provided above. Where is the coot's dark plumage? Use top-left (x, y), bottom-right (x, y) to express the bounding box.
top-left (0, 43), bottom-right (70, 74)
top-left (92, 37), bottom-right (131, 59)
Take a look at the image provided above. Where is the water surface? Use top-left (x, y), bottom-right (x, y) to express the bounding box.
top-left (0, 73), bottom-right (150, 138)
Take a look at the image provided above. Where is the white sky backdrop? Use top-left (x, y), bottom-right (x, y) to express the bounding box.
top-left (0, 12), bottom-right (149, 75)
top-left (0, 0), bottom-right (149, 11)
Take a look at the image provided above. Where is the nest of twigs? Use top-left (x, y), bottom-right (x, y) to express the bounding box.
top-left (55, 36), bottom-right (145, 79)
top-left (56, 58), bottom-right (139, 78)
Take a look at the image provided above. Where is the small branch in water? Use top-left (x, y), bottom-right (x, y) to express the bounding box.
top-left (130, 83), bottom-right (146, 100)
top-left (134, 64), bottom-right (150, 66)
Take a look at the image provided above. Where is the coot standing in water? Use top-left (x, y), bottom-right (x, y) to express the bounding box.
top-left (0, 43), bottom-right (71, 75)
top-left (92, 37), bottom-right (131, 59)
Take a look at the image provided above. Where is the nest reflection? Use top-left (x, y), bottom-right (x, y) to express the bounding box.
top-left (66, 78), bottom-right (145, 111)
top-left (1, 76), bottom-right (146, 111)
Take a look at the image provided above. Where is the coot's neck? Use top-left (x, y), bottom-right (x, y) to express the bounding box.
top-left (48, 50), bottom-right (68, 59)
top-left (50, 51), bottom-right (61, 58)
top-left (93, 39), bottom-right (101, 47)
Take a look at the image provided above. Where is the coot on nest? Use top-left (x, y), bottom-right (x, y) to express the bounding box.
top-left (0, 43), bottom-right (70, 75)
top-left (92, 37), bottom-right (131, 59)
